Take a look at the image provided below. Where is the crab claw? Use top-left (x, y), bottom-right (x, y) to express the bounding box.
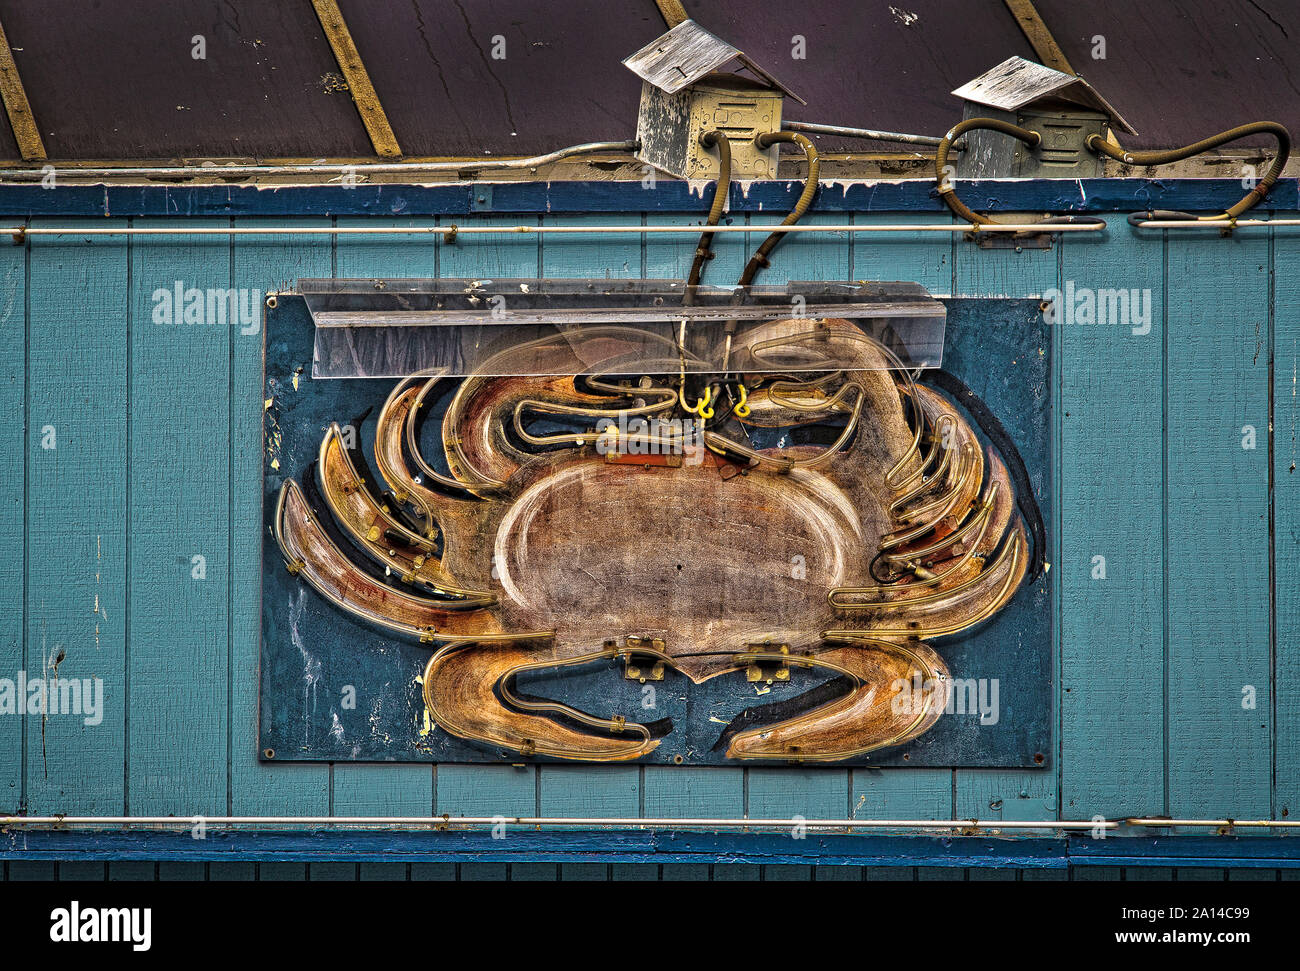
top-left (443, 328), bottom-right (684, 491)
top-left (723, 640), bottom-right (949, 761)
top-left (424, 642), bottom-right (662, 762)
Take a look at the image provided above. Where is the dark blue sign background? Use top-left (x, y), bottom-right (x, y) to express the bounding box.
top-left (260, 294), bottom-right (1052, 767)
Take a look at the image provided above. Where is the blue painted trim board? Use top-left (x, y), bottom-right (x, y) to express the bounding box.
top-left (2, 831), bottom-right (1298, 869)
top-left (0, 178), bottom-right (1292, 218)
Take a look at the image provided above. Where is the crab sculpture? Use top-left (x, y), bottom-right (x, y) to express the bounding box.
top-left (274, 316), bottom-right (1029, 762)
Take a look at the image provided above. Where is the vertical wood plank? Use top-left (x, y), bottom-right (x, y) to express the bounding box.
top-left (331, 762), bottom-right (431, 816)
top-left (539, 765), bottom-right (639, 818)
top-left (460, 863), bottom-right (507, 880)
top-left (851, 768), bottom-right (952, 821)
top-left (952, 238), bottom-right (1058, 821)
top-left (558, 863), bottom-right (607, 880)
top-left (0, 229), bottom-right (23, 810)
top-left (1058, 229), bottom-right (1165, 819)
top-left (639, 211), bottom-right (748, 819)
top-left (540, 214), bottom-right (640, 279)
top-left (740, 209), bottom-right (856, 820)
top-left (1274, 217), bottom-right (1300, 823)
top-left (1165, 231), bottom-right (1271, 817)
top-left (25, 220), bottom-right (128, 814)
top-left (643, 766), bottom-right (743, 819)
top-left (847, 214), bottom-right (956, 820)
top-left (125, 219), bottom-right (231, 816)
top-left (330, 217), bottom-right (439, 815)
top-left (954, 768), bottom-right (1056, 828)
top-left (230, 217), bottom-right (332, 815)
top-left (644, 211), bottom-right (745, 283)
top-left (750, 211), bottom-right (851, 283)
top-left (438, 215), bottom-right (537, 279)
top-left (853, 213), bottom-right (954, 296)
top-left (431, 214), bottom-right (542, 813)
top-left (258, 862), bottom-right (307, 880)
top-left (435, 764), bottom-right (535, 816)
top-left (748, 767), bottom-right (848, 819)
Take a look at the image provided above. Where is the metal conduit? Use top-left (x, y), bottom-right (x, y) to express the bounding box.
top-left (1, 815), bottom-right (1296, 831)
top-left (1, 221), bottom-right (1108, 242)
top-left (0, 140), bottom-right (641, 181)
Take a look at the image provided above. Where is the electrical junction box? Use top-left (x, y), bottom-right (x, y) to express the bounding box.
top-left (959, 103), bottom-right (1111, 178)
top-left (623, 18), bottom-right (803, 181)
top-left (952, 55), bottom-right (1137, 179)
top-left (635, 73), bottom-right (784, 181)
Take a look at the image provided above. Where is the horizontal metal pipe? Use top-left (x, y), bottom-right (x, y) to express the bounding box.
top-left (1126, 818), bottom-right (1300, 828)
top-left (4, 221), bottom-right (1107, 240)
top-left (0, 816), bottom-right (1118, 831)
top-left (0, 815), bottom-right (1113, 830)
top-left (3, 815), bottom-right (1293, 831)
top-left (0, 140), bottom-right (640, 181)
top-left (782, 120), bottom-right (949, 148)
top-left (1134, 218), bottom-right (1300, 229)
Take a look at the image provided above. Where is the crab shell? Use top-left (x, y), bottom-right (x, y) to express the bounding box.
top-left (279, 318), bottom-right (1030, 762)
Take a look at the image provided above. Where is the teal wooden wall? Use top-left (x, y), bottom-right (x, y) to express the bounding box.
top-left (2, 206), bottom-right (1296, 879)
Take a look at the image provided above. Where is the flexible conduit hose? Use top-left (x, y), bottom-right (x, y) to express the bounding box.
top-left (684, 131), bottom-right (733, 301)
top-left (1084, 122), bottom-right (1291, 224)
top-left (934, 118), bottom-right (1042, 226)
top-left (711, 130), bottom-right (821, 380)
top-left (740, 131), bottom-right (821, 285)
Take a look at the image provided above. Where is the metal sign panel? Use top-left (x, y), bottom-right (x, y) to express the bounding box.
top-left (259, 290), bottom-right (1051, 768)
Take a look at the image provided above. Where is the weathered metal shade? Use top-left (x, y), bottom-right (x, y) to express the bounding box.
top-left (622, 18), bottom-right (805, 105)
top-left (952, 55), bottom-right (1137, 136)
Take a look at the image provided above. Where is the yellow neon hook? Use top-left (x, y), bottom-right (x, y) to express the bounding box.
top-left (734, 383), bottom-right (751, 418)
top-left (683, 385), bottom-right (713, 419)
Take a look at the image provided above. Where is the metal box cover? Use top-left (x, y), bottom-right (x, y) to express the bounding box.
top-left (635, 75), bottom-right (785, 181)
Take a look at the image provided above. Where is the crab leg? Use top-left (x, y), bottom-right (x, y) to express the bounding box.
top-left (374, 380), bottom-right (502, 589)
top-left (443, 328), bottom-right (698, 490)
top-left (831, 454), bottom-right (1017, 608)
top-left (317, 422), bottom-right (493, 604)
top-left (403, 371), bottom-right (499, 497)
top-left (274, 479), bottom-right (542, 641)
top-left (723, 318), bottom-right (924, 485)
top-left (375, 380), bottom-right (441, 528)
top-left (826, 523), bottom-right (1029, 639)
top-left (890, 384), bottom-right (985, 526)
top-left (724, 640), bottom-right (949, 761)
top-left (424, 641), bottom-right (661, 761)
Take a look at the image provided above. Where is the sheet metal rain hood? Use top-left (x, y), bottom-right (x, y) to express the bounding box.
top-left (622, 18), bottom-right (806, 104)
top-left (952, 55), bottom-right (1138, 136)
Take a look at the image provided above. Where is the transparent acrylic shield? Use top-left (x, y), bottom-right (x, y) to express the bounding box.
top-left (302, 279), bottom-right (946, 379)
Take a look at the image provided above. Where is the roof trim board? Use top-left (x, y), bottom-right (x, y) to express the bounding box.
top-left (311, 0), bottom-right (402, 157)
top-left (0, 14), bottom-right (43, 160)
